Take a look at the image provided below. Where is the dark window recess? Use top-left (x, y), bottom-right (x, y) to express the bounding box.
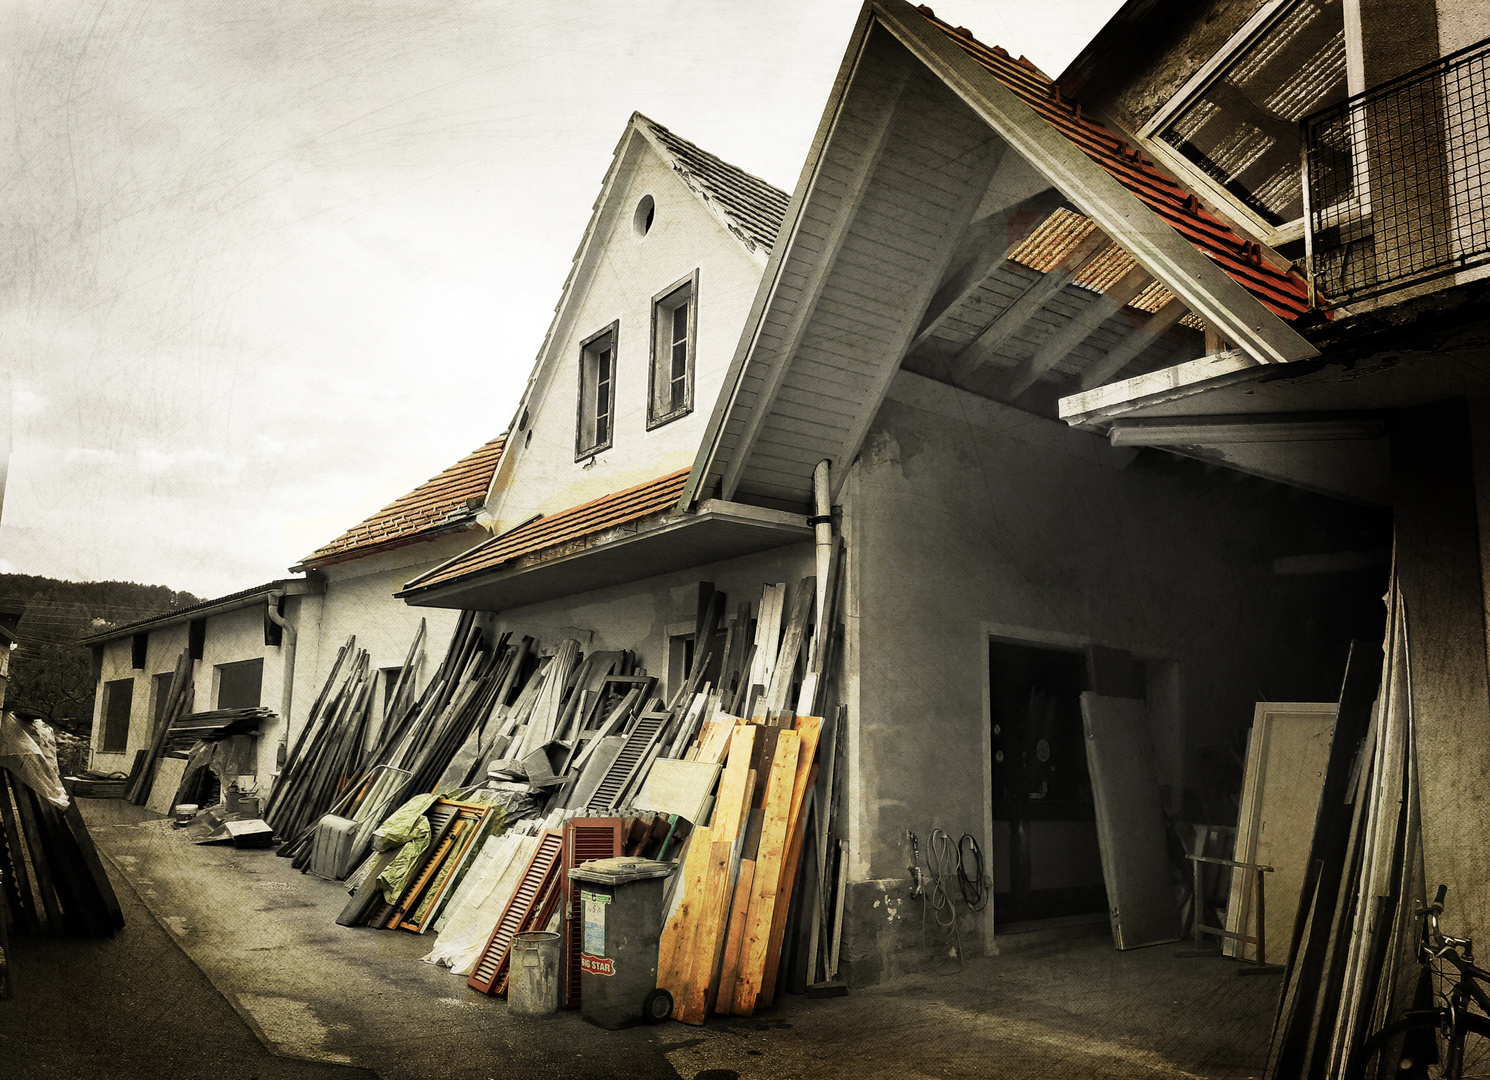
top-left (101, 678), bottom-right (133, 753)
top-left (216, 658), bottom-right (263, 710)
top-left (1159, 0), bottom-right (1347, 225)
top-left (577, 323), bottom-right (618, 457)
top-left (131, 633), bottom-right (148, 670)
top-left (263, 596), bottom-right (285, 647)
top-left (188, 619), bottom-right (206, 661)
top-left (151, 671), bottom-right (175, 728)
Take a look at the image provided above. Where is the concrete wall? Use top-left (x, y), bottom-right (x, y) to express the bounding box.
top-left (88, 605), bottom-right (286, 784)
top-left (837, 372), bottom-right (1386, 983)
top-left (287, 538), bottom-right (474, 772)
top-left (484, 133), bottom-right (766, 533)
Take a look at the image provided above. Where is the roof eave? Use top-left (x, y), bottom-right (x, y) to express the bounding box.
top-left (77, 577), bottom-right (324, 646)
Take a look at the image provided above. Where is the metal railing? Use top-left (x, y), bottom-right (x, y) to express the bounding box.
top-left (1303, 36), bottom-right (1490, 308)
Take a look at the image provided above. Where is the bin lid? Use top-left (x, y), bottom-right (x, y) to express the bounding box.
top-left (568, 856), bottom-right (676, 885)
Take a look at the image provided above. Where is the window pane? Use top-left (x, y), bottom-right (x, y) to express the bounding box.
top-left (1160, 0), bottom-right (1347, 225)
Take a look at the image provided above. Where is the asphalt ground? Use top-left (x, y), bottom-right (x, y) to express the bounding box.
top-left (1, 798), bottom-right (1284, 1080)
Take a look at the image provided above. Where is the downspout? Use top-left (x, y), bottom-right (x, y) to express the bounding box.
top-left (266, 592), bottom-right (296, 768)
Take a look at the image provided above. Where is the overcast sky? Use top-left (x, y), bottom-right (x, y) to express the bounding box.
top-left (3, 0), bottom-right (1125, 600)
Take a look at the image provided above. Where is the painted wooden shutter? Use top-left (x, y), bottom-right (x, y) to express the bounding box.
top-left (561, 818), bottom-right (625, 1008)
top-left (467, 830), bottom-right (563, 995)
top-left (587, 712), bottom-right (668, 812)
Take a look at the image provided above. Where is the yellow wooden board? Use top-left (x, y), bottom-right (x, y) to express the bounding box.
top-left (730, 730), bottom-right (800, 1015)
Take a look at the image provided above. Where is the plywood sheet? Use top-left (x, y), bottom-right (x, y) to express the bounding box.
top-left (633, 759), bottom-right (722, 825)
top-left (1079, 692), bottom-right (1179, 949)
top-left (1226, 702), bottom-right (1336, 963)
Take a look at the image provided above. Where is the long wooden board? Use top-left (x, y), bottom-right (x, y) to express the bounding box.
top-left (1079, 693), bottom-right (1180, 950)
top-left (730, 729), bottom-right (800, 1014)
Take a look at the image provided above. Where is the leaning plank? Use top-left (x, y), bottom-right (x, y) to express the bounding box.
top-left (714, 860), bottom-right (758, 1014)
top-left (758, 715), bottom-right (823, 1005)
top-left (730, 730), bottom-right (800, 1015)
top-left (656, 825), bottom-right (715, 1014)
top-left (675, 837), bottom-right (734, 1024)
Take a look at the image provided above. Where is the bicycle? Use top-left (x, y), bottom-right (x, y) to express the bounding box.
top-left (1355, 885), bottom-right (1490, 1078)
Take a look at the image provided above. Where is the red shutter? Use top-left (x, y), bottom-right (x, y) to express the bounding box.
top-left (561, 818), bottom-right (625, 1007)
top-left (467, 830), bottom-right (564, 995)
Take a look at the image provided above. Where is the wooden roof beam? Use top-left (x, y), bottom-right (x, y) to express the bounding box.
top-left (909, 188), bottom-right (1070, 351)
top-left (1077, 297), bottom-right (1190, 391)
top-left (1006, 262), bottom-right (1154, 399)
top-left (947, 226), bottom-right (1111, 382)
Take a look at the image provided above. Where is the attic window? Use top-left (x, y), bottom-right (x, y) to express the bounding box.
top-left (1152, 0), bottom-right (1348, 228)
top-left (634, 194), bottom-right (656, 238)
top-left (576, 322), bottom-right (618, 459)
top-left (648, 272), bottom-right (696, 428)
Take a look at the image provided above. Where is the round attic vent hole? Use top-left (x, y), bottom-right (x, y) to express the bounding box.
top-left (634, 194), bottom-right (655, 237)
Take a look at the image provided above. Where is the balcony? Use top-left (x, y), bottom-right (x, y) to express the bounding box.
top-left (1303, 37), bottom-right (1490, 308)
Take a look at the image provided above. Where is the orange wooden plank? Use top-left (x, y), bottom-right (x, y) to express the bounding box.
top-left (656, 825), bottom-right (714, 1013)
top-left (758, 715), bottom-right (824, 1004)
top-left (675, 838), bottom-right (734, 1024)
top-left (710, 725), bottom-right (757, 842)
top-left (730, 729), bottom-right (800, 1015)
top-left (714, 860), bottom-right (757, 1013)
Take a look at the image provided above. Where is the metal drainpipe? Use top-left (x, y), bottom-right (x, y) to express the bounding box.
top-left (266, 592), bottom-right (296, 768)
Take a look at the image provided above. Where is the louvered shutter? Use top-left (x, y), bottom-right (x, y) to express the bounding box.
top-left (468, 830), bottom-right (564, 995)
top-left (561, 818), bottom-right (625, 1008)
top-left (587, 712), bottom-right (668, 812)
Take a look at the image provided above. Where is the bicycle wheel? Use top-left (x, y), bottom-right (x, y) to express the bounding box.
top-left (1357, 1010), bottom-right (1490, 1079)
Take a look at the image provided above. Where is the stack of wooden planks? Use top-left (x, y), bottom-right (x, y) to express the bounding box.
top-left (654, 712), bottom-right (824, 1022)
top-left (1, 718), bottom-right (123, 939)
top-left (125, 648), bottom-right (194, 807)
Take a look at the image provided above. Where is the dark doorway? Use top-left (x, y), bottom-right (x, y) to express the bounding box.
top-left (989, 641), bottom-right (1106, 924)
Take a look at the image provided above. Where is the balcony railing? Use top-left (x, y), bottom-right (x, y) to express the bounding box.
top-left (1303, 36), bottom-right (1490, 308)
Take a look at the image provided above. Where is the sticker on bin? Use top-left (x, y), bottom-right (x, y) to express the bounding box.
top-left (580, 953), bottom-right (615, 977)
top-left (582, 892), bottom-right (608, 954)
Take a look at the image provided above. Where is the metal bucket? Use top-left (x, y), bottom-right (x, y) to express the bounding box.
top-left (507, 931), bottom-right (561, 1017)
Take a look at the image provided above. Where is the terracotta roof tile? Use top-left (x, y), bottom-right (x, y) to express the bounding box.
top-left (296, 435), bottom-right (507, 569)
top-left (402, 469), bottom-right (691, 594)
top-left (639, 116), bottom-right (790, 254)
top-left (917, 7), bottom-right (1316, 321)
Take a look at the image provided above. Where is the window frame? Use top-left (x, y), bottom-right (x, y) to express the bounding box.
top-left (575, 321), bottom-right (619, 460)
top-left (215, 657), bottom-right (264, 710)
top-left (1138, 0), bottom-right (1360, 247)
top-left (647, 271), bottom-right (698, 429)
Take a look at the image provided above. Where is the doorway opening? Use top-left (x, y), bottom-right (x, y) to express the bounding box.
top-left (988, 640), bottom-right (1106, 926)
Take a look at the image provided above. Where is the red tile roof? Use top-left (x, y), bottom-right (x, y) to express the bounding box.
top-left (295, 435), bottom-right (507, 570)
top-left (400, 469), bottom-right (691, 594)
top-left (916, 6), bottom-right (1315, 321)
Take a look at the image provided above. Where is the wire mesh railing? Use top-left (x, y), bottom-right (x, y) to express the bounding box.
top-left (1303, 36), bottom-right (1490, 307)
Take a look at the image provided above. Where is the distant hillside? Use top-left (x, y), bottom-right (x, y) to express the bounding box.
top-left (2, 573), bottom-right (205, 734)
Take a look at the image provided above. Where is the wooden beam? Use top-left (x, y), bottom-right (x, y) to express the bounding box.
top-left (1006, 262), bottom-right (1154, 398)
top-left (948, 227), bottom-right (1111, 381)
top-left (909, 189), bottom-right (1068, 351)
top-left (1078, 296), bottom-right (1190, 390)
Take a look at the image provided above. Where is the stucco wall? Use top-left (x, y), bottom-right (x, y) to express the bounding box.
top-left (485, 134), bottom-right (767, 534)
top-left (837, 372), bottom-right (1386, 983)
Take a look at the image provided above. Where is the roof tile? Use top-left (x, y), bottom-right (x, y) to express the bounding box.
top-left (296, 435), bottom-right (507, 569)
top-left (916, 7), bottom-right (1316, 321)
top-left (638, 116), bottom-right (791, 253)
top-left (402, 470), bottom-right (691, 594)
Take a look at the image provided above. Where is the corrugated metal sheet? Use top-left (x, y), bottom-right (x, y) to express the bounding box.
top-left (295, 435), bottom-right (507, 570)
top-left (918, 7), bottom-right (1315, 320)
top-left (402, 470), bottom-right (691, 594)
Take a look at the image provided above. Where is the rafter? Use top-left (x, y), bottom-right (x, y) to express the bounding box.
top-left (947, 226), bottom-right (1111, 382)
top-left (909, 188), bottom-right (1070, 351)
top-left (1077, 297), bottom-right (1190, 391)
top-left (1006, 262), bottom-right (1153, 399)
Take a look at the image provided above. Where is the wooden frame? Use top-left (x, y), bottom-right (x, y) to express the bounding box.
top-left (647, 270), bottom-right (698, 429)
top-left (575, 320), bottom-right (618, 460)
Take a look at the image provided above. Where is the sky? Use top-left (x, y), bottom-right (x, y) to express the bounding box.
top-left (2, 0), bottom-right (1126, 600)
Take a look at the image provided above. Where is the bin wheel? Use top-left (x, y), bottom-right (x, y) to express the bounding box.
top-left (643, 988), bottom-right (674, 1024)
